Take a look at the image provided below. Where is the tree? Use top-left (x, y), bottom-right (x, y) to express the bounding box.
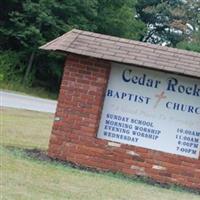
top-left (96, 0), bottom-right (146, 40)
top-left (177, 30), bottom-right (200, 52)
top-left (176, 0), bottom-right (200, 52)
top-left (0, 0), bottom-right (146, 92)
top-left (136, 0), bottom-right (200, 47)
top-left (4, 0), bottom-right (72, 84)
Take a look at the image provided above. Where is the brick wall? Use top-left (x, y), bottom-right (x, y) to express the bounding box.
top-left (48, 53), bottom-right (200, 190)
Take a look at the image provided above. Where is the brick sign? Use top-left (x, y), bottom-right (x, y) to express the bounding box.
top-left (98, 63), bottom-right (200, 159)
top-left (41, 29), bottom-right (200, 189)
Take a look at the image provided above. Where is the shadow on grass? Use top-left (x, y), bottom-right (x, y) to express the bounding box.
top-left (3, 145), bottom-right (200, 195)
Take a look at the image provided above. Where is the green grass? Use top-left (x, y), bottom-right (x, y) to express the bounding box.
top-left (1, 108), bottom-right (54, 149)
top-left (0, 81), bottom-right (58, 100)
top-left (1, 108), bottom-right (200, 200)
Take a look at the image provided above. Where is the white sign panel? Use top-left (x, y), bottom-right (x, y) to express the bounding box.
top-left (97, 63), bottom-right (200, 159)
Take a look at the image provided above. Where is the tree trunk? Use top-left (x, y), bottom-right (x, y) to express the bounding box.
top-left (23, 51), bottom-right (35, 85)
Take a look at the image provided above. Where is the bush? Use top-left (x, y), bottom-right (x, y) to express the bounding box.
top-left (0, 51), bottom-right (26, 83)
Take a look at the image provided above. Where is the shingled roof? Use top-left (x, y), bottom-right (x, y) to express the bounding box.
top-left (40, 29), bottom-right (200, 78)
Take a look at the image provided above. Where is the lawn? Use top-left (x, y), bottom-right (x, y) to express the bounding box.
top-left (1, 108), bottom-right (199, 200)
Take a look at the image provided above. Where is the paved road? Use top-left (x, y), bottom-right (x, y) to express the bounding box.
top-left (1, 90), bottom-right (57, 113)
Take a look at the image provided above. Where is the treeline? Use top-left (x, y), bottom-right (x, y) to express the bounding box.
top-left (0, 0), bottom-right (199, 96)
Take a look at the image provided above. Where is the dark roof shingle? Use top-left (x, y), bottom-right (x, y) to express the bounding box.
top-left (40, 29), bottom-right (200, 78)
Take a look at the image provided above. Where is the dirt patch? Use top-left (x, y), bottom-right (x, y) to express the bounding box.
top-left (24, 148), bottom-right (51, 162)
top-left (22, 147), bottom-right (104, 173)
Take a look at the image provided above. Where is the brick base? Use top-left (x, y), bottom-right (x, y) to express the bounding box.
top-left (48, 53), bottom-right (200, 190)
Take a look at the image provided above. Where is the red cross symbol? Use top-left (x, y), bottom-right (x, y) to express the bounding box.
top-left (154, 91), bottom-right (167, 108)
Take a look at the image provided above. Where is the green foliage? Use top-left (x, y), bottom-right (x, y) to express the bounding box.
top-left (1, 0), bottom-right (70, 51)
top-left (0, 51), bottom-right (25, 83)
top-left (33, 52), bottom-right (65, 93)
top-left (0, 74), bottom-right (3, 81)
top-left (96, 0), bottom-right (146, 40)
top-left (177, 31), bottom-right (200, 53)
top-left (62, 0), bottom-right (98, 31)
top-left (176, 1), bottom-right (200, 52)
top-left (1, 0), bottom-right (199, 95)
top-left (136, 0), bottom-right (200, 46)
top-left (0, 0), bottom-right (146, 94)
